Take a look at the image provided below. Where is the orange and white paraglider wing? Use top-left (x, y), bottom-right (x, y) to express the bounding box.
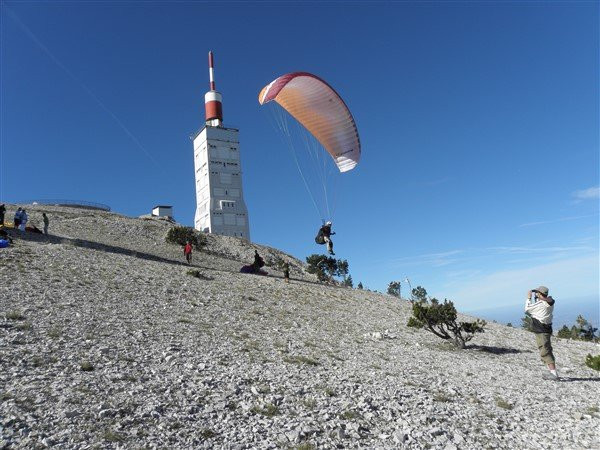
top-left (258, 72), bottom-right (360, 172)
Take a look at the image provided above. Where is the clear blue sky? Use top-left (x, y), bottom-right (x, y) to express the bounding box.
top-left (1, 1), bottom-right (598, 325)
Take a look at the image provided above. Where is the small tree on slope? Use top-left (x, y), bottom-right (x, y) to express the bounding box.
top-left (557, 315), bottom-right (599, 342)
top-left (166, 226), bottom-right (206, 250)
top-left (306, 254), bottom-right (350, 283)
top-left (342, 275), bottom-right (354, 288)
top-left (411, 286), bottom-right (428, 303)
top-left (387, 281), bottom-right (401, 298)
top-left (409, 297), bottom-right (486, 349)
top-left (520, 314), bottom-right (533, 332)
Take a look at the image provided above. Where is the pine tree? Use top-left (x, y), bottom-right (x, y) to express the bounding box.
top-left (411, 286), bottom-right (428, 303)
top-left (408, 294), bottom-right (485, 349)
top-left (343, 275), bottom-right (353, 288)
top-left (305, 254), bottom-right (351, 284)
top-left (521, 314), bottom-right (533, 332)
top-left (557, 325), bottom-right (571, 339)
top-left (387, 281), bottom-right (401, 298)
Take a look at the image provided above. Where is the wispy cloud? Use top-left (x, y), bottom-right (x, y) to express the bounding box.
top-left (487, 245), bottom-right (593, 254)
top-left (442, 255), bottom-right (599, 312)
top-left (572, 186), bottom-right (600, 201)
top-left (519, 214), bottom-right (598, 228)
top-left (387, 250), bottom-right (464, 267)
top-left (386, 244), bottom-right (592, 269)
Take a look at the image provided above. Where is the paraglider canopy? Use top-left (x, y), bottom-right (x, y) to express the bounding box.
top-left (258, 72), bottom-right (361, 173)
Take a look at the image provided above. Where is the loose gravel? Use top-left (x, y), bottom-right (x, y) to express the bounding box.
top-left (1, 204), bottom-right (599, 449)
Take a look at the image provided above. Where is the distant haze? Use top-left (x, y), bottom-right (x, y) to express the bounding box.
top-left (464, 296), bottom-right (599, 330)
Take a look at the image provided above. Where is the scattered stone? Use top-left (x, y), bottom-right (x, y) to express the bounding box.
top-left (64, 411), bottom-right (80, 419)
top-left (393, 431), bottom-right (408, 444)
top-left (0, 204), bottom-right (597, 449)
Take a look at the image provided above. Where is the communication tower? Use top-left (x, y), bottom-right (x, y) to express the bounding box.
top-left (192, 52), bottom-right (250, 239)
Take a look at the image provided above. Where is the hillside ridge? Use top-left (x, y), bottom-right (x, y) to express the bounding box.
top-left (1, 204), bottom-right (599, 449)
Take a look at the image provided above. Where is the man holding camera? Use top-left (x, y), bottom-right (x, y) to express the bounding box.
top-left (525, 285), bottom-right (558, 380)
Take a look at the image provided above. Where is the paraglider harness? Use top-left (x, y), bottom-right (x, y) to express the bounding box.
top-left (315, 230), bottom-right (326, 245)
top-left (315, 224), bottom-right (333, 245)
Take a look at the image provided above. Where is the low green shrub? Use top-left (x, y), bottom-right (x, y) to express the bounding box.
top-left (408, 290), bottom-right (485, 349)
top-left (251, 403), bottom-right (279, 417)
top-left (407, 317), bottom-right (423, 329)
top-left (80, 361), bottom-right (94, 372)
top-left (186, 269), bottom-right (212, 280)
top-left (166, 226), bottom-right (206, 250)
top-left (270, 255), bottom-right (287, 271)
top-left (6, 311), bottom-right (25, 321)
top-left (557, 316), bottom-right (599, 342)
top-left (283, 355), bottom-right (320, 366)
top-left (495, 398), bottom-right (513, 410)
top-left (199, 428), bottom-right (216, 439)
top-left (585, 354), bottom-right (600, 371)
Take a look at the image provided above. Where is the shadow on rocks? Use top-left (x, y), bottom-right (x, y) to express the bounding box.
top-left (11, 230), bottom-right (357, 289)
top-left (13, 230), bottom-right (218, 272)
top-left (558, 377), bottom-right (600, 382)
top-left (468, 344), bottom-right (531, 355)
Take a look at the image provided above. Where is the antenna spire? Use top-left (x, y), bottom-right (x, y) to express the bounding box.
top-left (208, 51), bottom-right (216, 91)
top-left (204, 50), bottom-right (223, 126)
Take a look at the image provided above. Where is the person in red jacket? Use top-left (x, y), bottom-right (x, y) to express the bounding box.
top-left (184, 241), bottom-right (193, 264)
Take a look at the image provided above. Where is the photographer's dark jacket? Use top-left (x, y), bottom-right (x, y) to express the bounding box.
top-left (525, 296), bottom-right (555, 334)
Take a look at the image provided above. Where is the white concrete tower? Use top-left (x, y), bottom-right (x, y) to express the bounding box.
top-left (193, 51), bottom-right (250, 239)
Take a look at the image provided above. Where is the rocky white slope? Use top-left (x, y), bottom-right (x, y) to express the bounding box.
top-left (1, 204), bottom-right (599, 449)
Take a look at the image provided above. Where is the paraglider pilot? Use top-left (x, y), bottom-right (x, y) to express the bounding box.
top-left (316, 221), bottom-right (335, 255)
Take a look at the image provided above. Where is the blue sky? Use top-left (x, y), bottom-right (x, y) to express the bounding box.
top-left (1, 1), bottom-right (598, 326)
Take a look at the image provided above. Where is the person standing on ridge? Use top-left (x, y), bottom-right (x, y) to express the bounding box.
top-left (0, 204), bottom-right (6, 226)
top-left (13, 208), bottom-right (22, 230)
top-left (317, 221), bottom-right (335, 255)
top-left (184, 241), bottom-right (193, 265)
top-left (525, 286), bottom-right (559, 381)
top-left (42, 213), bottom-right (49, 235)
top-left (19, 209), bottom-right (28, 232)
top-left (283, 261), bottom-right (290, 283)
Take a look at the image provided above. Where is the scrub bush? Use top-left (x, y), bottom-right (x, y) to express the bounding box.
top-left (407, 317), bottom-right (423, 329)
top-left (387, 281), bottom-right (401, 298)
top-left (306, 254), bottom-right (349, 283)
top-left (166, 226), bottom-right (206, 250)
top-left (408, 295), bottom-right (486, 349)
top-left (585, 354), bottom-right (600, 371)
top-left (557, 316), bottom-right (599, 342)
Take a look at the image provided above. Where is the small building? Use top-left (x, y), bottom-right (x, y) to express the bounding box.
top-left (152, 205), bottom-right (173, 218)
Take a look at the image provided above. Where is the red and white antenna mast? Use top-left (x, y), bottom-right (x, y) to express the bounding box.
top-left (205, 51), bottom-right (223, 126)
